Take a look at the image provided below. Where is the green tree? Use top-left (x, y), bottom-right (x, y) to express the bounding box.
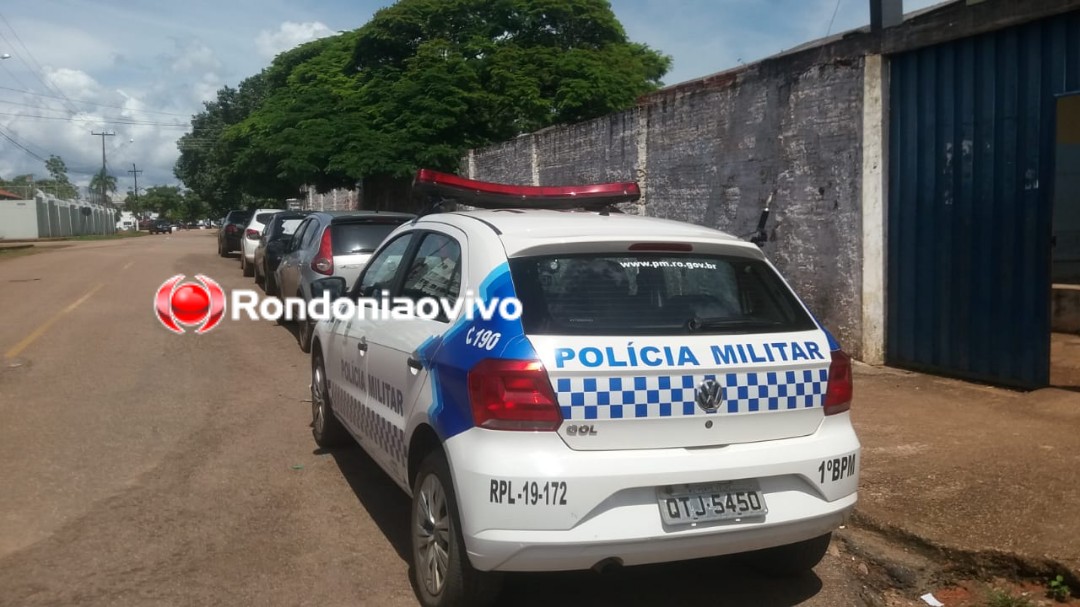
top-left (176, 0), bottom-right (670, 204)
top-left (178, 191), bottom-right (210, 222)
top-left (44, 155), bottom-right (78, 200)
top-left (174, 74), bottom-right (273, 216)
top-left (89, 171), bottom-right (118, 202)
top-left (139, 185), bottom-right (185, 218)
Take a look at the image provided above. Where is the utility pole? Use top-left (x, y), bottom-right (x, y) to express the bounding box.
top-left (91, 131), bottom-right (115, 205)
top-left (128, 163), bottom-right (142, 213)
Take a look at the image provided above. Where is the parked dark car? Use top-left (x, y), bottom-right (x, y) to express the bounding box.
top-left (253, 211), bottom-right (311, 295)
top-left (149, 219), bottom-right (172, 234)
top-left (217, 210), bottom-right (252, 256)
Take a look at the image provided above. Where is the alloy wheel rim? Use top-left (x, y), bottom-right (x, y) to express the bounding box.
top-left (415, 474), bottom-right (450, 596)
top-left (312, 359), bottom-right (325, 433)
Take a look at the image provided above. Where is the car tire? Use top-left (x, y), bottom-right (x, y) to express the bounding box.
top-left (298, 316), bottom-right (313, 353)
top-left (254, 261), bottom-right (265, 287)
top-left (242, 255), bottom-right (254, 277)
top-left (218, 241), bottom-right (227, 257)
top-left (311, 349), bottom-right (350, 448)
top-left (411, 451), bottom-right (502, 607)
top-left (265, 271), bottom-right (278, 297)
top-left (744, 533), bottom-right (832, 577)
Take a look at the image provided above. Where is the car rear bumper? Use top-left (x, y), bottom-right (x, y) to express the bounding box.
top-left (443, 413), bottom-right (859, 572)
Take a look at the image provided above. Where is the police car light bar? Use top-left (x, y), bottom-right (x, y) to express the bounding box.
top-left (413, 169), bottom-right (641, 210)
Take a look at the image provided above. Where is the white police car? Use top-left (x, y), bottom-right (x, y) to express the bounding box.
top-left (308, 170), bottom-right (859, 607)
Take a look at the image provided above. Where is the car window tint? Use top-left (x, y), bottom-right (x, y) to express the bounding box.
top-left (356, 234), bottom-right (414, 298)
top-left (508, 254), bottom-right (816, 336)
top-left (400, 233), bottom-right (461, 308)
top-left (290, 220), bottom-right (312, 249)
top-left (330, 221), bottom-right (404, 255)
top-left (255, 212), bottom-right (276, 225)
top-left (298, 219), bottom-right (319, 248)
top-left (273, 218), bottom-right (305, 237)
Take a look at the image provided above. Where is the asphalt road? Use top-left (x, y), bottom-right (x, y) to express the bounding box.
top-left (0, 231), bottom-right (894, 607)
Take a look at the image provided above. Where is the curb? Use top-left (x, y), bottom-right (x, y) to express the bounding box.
top-left (0, 244), bottom-right (34, 251)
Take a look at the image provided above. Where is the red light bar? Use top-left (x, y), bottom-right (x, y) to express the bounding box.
top-left (413, 169), bottom-right (641, 210)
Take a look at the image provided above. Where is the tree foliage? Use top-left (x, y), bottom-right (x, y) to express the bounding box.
top-left (90, 171), bottom-right (118, 196)
top-left (45, 155), bottom-right (78, 199)
top-left (174, 0), bottom-right (669, 209)
top-left (0, 156), bottom-right (79, 199)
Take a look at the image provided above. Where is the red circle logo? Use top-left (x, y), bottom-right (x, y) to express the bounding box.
top-left (154, 274), bottom-right (226, 334)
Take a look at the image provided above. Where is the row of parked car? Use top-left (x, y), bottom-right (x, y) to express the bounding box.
top-left (212, 169), bottom-right (860, 607)
top-left (216, 207), bottom-right (415, 350)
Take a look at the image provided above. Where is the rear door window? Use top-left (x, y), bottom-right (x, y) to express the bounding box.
top-left (331, 221), bottom-right (407, 255)
top-left (508, 254), bottom-right (816, 335)
top-left (271, 218), bottom-right (305, 238)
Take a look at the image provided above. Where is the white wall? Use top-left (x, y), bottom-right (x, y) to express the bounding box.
top-left (0, 200), bottom-right (40, 239)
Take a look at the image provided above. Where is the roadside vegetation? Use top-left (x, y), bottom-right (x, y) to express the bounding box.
top-left (174, 0), bottom-right (672, 217)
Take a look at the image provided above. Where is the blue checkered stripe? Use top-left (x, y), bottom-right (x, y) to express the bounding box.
top-left (555, 370), bottom-right (829, 420)
top-left (329, 380), bottom-right (406, 463)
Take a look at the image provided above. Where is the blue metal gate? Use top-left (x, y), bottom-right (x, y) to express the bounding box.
top-left (887, 11), bottom-right (1080, 389)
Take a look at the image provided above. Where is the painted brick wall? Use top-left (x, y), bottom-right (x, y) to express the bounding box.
top-left (465, 56), bottom-right (866, 358)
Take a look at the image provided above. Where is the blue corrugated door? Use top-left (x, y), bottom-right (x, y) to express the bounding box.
top-left (887, 11), bottom-right (1080, 389)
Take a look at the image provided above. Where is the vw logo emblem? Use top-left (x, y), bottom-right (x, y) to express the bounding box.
top-left (696, 379), bottom-right (724, 413)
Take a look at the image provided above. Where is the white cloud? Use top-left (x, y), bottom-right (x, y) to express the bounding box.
top-left (255, 21), bottom-right (335, 59)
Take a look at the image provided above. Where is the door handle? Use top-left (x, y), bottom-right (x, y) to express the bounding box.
top-left (407, 356), bottom-right (423, 370)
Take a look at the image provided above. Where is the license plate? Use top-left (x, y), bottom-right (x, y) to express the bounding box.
top-left (657, 480), bottom-right (768, 526)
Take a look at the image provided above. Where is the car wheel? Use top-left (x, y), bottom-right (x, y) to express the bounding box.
top-left (242, 255), bottom-right (254, 277)
top-left (411, 451), bottom-right (502, 607)
top-left (254, 261), bottom-right (265, 287)
top-left (298, 315), bottom-right (314, 353)
top-left (218, 241), bottom-right (227, 257)
top-left (744, 533), bottom-right (832, 577)
top-left (311, 349), bottom-right (350, 448)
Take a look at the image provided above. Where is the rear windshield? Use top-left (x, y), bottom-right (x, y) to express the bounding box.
top-left (270, 217), bottom-right (305, 238)
top-left (331, 222), bottom-right (406, 255)
top-left (508, 253), bottom-right (817, 335)
top-left (255, 212), bottom-right (276, 225)
top-left (227, 213), bottom-right (251, 224)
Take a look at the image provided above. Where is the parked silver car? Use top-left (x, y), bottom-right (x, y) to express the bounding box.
top-left (276, 211), bottom-right (415, 352)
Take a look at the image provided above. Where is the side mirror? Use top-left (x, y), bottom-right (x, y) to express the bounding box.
top-left (311, 276), bottom-right (347, 301)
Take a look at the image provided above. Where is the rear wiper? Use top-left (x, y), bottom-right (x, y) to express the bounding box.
top-left (346, 247), bottom-right (375, 254)
top-left (686, 317), bottom-right (783, 332)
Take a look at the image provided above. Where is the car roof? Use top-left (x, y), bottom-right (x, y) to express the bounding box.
top-left (433, 209), bottom-right (744, 241)
top-left (313, 210), bottom-right (415, 218)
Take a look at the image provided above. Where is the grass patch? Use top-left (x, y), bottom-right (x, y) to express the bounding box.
top-left (0, 247), bottom-right (44, 261)
top-left (986, 588), bottom-right (1037, 607)
top-left (69, 231), bottom-right (149, 241)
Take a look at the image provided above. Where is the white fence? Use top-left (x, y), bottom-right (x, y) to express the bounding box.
top-left (0, 191), bottom-right (116, 239)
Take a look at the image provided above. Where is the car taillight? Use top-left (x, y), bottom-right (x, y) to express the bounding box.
top-left (468, 359), bottom-right (563, 431)
top-left (824, 350), bottom-right (853, 415)
top-left (225, 224), bottom-right (238, 234)
top-left (245, 228), bottom-right (260, 240)
top-left (311, 228), bottom-right (333, 275)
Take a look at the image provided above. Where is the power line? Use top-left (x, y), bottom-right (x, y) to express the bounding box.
top-left (0, 109), bottom-right (190, 127)
top-left (825, 0), bottom-right (844, 37)
top-left (0, 85), bottom-right (195, 117)
top-left (0, 12), bottom-right (82, 117)
top-left (0, 124), bottom-right (47, 162)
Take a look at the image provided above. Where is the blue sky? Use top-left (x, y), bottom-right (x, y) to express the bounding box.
top-left (0, 0), bottom-right (946, 192)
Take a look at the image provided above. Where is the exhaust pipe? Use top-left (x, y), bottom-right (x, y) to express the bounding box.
top-left (591, 557), bottom-right (624, 575)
